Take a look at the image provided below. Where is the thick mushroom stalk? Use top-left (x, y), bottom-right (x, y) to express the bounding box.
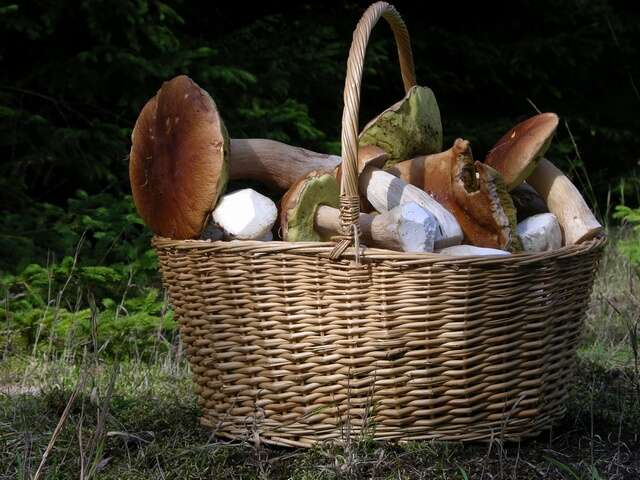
top-left (280, 172), bottom-right (438, 252)
top-left (129, 75), bottom-right (229, 239)
top-left (517, 213), bottom-right (562, 252)
top-left (229, 139), bottom-right (342, 190)
top-left (388, 139), bottom-right (521, 251)
top-left (358, 166), bottom-right (463, 249)
top-left (526, 159), bottom-right (603, 244)
top-left (211, 189), bottom-right (277, 240)
top-left (315, 203), bottom-right (438, 253)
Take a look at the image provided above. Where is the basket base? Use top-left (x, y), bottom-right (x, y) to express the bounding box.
top-left (199, 408), bottom-right (565, 448)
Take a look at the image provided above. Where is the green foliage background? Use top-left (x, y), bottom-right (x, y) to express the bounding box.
top-left (1, 0), bottom-right (639, 355)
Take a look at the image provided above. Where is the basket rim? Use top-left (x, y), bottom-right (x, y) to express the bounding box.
top-left (152, 235), bottom-right (606, 267)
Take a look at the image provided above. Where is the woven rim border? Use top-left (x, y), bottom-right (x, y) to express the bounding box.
top-left (153, 236), bottom-right (606, 266)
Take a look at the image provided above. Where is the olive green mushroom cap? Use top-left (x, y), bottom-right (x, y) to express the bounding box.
top-left (280, 172), bottom-right (340, 242)
top-left (359, 85), bottom-right (443, 169)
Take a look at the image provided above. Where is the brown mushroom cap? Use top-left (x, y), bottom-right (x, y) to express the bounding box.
top-left (389, 139), bottom-right (521, 251)
top-left (129, 75), bottom-right (229, 239)
top-left (484, 113), bottom-right (559, 191)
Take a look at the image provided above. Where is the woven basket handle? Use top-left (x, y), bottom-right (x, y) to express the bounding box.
top-left (332, 2), bottom-right (417, 258)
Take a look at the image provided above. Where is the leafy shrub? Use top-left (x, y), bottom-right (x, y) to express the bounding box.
top-left (0, 190), bottom-right (174, 357)
top-left (614, 205), bottom-right (640, 265)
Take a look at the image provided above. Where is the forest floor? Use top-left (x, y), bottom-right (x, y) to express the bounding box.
top-left (1, 234), bottom-right (639, 480)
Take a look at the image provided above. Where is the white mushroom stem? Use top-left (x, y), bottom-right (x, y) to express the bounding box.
top-left (526, 159), bottom-right (603, 245)
top-left (437, 245), bottom-right (510, 256)
top-left (358, 166), bottom-right (463, 248)
top-left (315, 202), bottom-right (438, 253)
top-left (517, 213), bottom-right (562, 252)
top-left (212, 188), bottom-right (277, 240)
top-left (229, 139), bottom-right (342, 190)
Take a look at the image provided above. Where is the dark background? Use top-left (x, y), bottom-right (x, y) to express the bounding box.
top-left (1, 0), bottom-right (639, 271)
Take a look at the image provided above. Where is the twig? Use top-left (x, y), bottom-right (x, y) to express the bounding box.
top-left (32, 371), bottom-right (88, 480)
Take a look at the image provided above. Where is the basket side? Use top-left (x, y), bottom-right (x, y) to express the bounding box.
top-left (153, 238), bottom-right (604, 447)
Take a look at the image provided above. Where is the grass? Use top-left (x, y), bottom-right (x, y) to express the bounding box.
top-left (0, 229), bottom-right (639, 479)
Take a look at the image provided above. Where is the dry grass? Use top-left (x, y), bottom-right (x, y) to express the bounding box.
top-left (0, 230), bottom-right (638, 479)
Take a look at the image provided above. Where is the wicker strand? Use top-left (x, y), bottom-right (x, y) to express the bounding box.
top-left (330, 195), bottom-right (363, 261)
top-left (153, 235), bottom-right (605, 447)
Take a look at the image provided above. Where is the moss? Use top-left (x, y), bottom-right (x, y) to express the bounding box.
top-left (359, 86), bottom-right (443, 168)
top-left (286, 174), bottom-right (340, 242)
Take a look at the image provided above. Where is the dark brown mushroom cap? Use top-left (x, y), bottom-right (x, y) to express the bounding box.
top-left (129, 75), bottom-right (229, 239)
top-left (510, 182), bottom-right (549, 222)
top-left (484, 113), bottom-right (559, 191)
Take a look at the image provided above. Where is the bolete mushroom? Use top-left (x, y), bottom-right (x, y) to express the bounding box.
top-left (388, 139), bottom-right (521, 251)
top-left (526, 159), bottom-right (603, 244)
top-left (129, 75), bottom-right (228, 239)
top-left (359, 85), bottom-right (443, 169)
top-left (129, 76), bottom-right (458, 247)
top-left (485, 113), bottom-right (603, 245)
top-left (485, 113), bottom-right (558, 191)
top-left (280, 172), bottom-right (439, 252)
top-left (355, 145), bottom-right (463, 248)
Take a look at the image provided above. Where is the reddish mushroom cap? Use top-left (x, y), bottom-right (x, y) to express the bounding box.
top-left (129, 75), bottom-right (229, 239)
top-left (485, 113), bottom-right (559, 191)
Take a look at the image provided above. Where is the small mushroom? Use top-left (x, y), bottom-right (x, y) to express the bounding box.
top-left (280, 172), bottom-right (438, 252)
top-left (280, 172), bottom-right (341, 242)
top-left (485, 113), bottom-right (559, 191)
top-left (359, 85), bottom-right (443, 169)
top-left (388, 139), bottom-right (521, 251)
top-left (129, 75), bottom-right (228, 239)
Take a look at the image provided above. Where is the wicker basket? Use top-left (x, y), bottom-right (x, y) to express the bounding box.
top-left (153, 1), bottom-right (605, 448)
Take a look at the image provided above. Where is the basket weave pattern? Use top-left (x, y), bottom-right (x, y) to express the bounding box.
top-left (153, 2), bottom-right (605, 447)
top-left (154, 239), bottom-right (605, 447)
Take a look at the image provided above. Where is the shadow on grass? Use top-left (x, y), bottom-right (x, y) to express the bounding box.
top-left (1, 355), bottom-right (638, 480)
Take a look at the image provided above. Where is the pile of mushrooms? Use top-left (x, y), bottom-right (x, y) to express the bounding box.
top-left (129, 75), bottom-right (602, 256)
